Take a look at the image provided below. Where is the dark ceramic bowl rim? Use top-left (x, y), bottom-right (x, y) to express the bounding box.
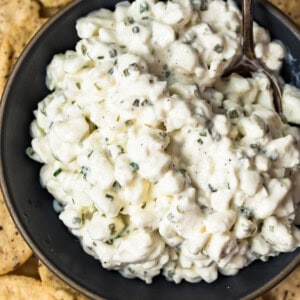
top-left (0, 0), bottom-right (299, 299)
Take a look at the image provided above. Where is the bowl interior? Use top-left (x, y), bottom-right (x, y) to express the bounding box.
top-left (0, 1), bottom-right (300, 300)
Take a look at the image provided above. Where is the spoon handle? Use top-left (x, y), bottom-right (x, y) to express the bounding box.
top-left (242, 0), bottom-right (255, 59)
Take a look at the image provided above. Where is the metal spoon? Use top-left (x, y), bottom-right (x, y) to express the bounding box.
top-left (225, 0), bottom-right (284, 120)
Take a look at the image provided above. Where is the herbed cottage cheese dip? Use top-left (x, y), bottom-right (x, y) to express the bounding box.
top-left (27, 0), bottom-right (300, 284)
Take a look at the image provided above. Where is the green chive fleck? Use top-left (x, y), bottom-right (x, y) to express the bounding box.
top-left (132, 26), bottom-right (140, 33)
top-left (94, 83), bottom-right (102, 91)
top-left (129, 162), bottom-right (139, 172)
top-left (81, 44), bottom-right (87, 55)
top-left (53, 168), bottom-right (62, 177)
top-left (26, 147), bottom-right (35, 157)
top-left (113, 181), bottom-right (122, 191)
top-left (139, 2), bottom-right (149, 13)
top-left (132, 99), bottom-right (140, 107)
top-left (105, 194), bottom-right (114, 200)
top-left (123, 68), bottom-right (129, 77)
top-left (200, 0), bottom-right (208, 11)
top-left (109, 49), bottom-right (117, 58)
top-left (80, 166), bottom-right (89, 179)
top-left (213, 44), bottom-right (224, 53)
top-left (76, 82), bottom-right (81, 90)
top-left (108, 223), bottom-right (116, 235)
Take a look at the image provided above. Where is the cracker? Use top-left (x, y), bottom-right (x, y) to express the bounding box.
top-left (0, 275), bottom-right (58, 300)
top-left (262, 267), bottom-right (300, 300)
top-left (0, 0), bottom-right (40, 34)
top-left (0, 37), bottom-right (13, 96)
top-left (9, 255), bottom-right (39, 279)
top-left (38, 262), bottom-right (90, 300)
top-left (0, 196), bottom-right (32, 275)
top-left (39, 0), bottom-right (73, 8)
top-left (268, 0), bottom-right (300, 26)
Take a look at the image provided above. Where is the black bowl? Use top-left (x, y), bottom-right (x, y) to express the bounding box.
top-left (1, 1), bottom-right (300, 299)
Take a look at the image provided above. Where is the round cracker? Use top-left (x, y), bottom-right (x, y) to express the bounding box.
top-left (0, 275), bottom-right (57, 300)
top-left (38, 262), bottom-right (89, 299)
top-left (0, 196), bottom-right (32, 275)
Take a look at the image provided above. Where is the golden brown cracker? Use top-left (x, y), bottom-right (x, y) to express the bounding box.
top-left (0, 197), bottom-right (32, 275)
top-left (262, 267), bottom-right (300, 300)
top-left (39, 0), bottom-right (73, 8)
top-left (268, 0), bottom-right (300, 26)
top-left (0, 0), bottom-right (40, 34)
top-left (38, 262), bottom-right (89, 300)
top-left (0, 37), bottom-right (13, 96)
top-left (0, 275), bottom-right (58, 300)
top-left (9, 255), bottom-right (39, 279)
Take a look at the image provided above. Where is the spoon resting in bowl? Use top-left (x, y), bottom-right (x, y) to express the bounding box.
top-left (225, 0), bottom-right (285, 121)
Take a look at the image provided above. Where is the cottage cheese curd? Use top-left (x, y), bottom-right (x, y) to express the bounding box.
top-left (28, 0), bottom-right (300, 284)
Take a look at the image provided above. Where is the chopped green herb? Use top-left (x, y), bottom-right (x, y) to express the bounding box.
top-left (105, 239), bottom-right (114, 245)
top-left (123, 68), bottom-right (129, 77)
top-left (81, 44), bottom-right (87, 55)
top-left (117, 145), bottom-right (124, 153)
top-left (80, 166), bottom-right (89, 179)
top-left (120, 207), bottom-right (125, 212)
top-left (139, 2), bottom-right (149, 13)
top-left (76, 82), bottom-right (81, 90)
top-left (250, 143), bottom-right (261, 150)
top-left (129, 162), bottom-right (139, 172)
top-left (105, 194), bottom-right (114, 201)
top-left (113, 181), bottom-right (122, 191)
top-left (132, 26), bottom-right (140, 33)
top-left (141, 202), bottom-right (147, 209)
top-left (26, 147), bottom-right (35, 157)
top-left (129, 63), bottom-right (139, 71)
top-left (213, 44), bottom-right (224, 53)
top-left (178, 168), bottom-right (187, 175)
top-left (94, 83), bottom-right (102, 91)
top-left (200, 0), bottom-right (208, 11)
top-left (124, 16), bottom-right (134, 25)
top-left (141, 16), bottom-right (149, 20)
top-left (125, 120), bottom-right (134, 126)
top-left (72, 217), bottom-right (81, 224)
top-left (141, 99), bottom-right (149, 106)
top-left (132, 99), bottom-right (140, 107)
top-left (200, 131), bottom-right (207, 137)
top-left (108, 68), bottom-right (114, 75)
top-left (228, 110), bottom-right (239, 119)
top-left (239, 206), bottom-right (252, 219)
top-left (97, 56), bottom-right (104, 60)
top-left (208, 184), bottom-right (217, 193)
top-left (109, 49), bottom-right (117, 58)
top-left (159, 132), bottom-right (167, 138)
top-left (53, 168), bottom-right (62, 177)
top-left (197, 138), bottom-right (203, 144)
top-left (108, 223), bottom-right (116, 235)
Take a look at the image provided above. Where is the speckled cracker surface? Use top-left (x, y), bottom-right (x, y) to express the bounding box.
top-left (39, 0), bottom-right (73, 8)
top-left (262, 267), bottom-right (300, 300)
top-left (38, 262), bottom-right (89, 300)
top-left (0, 275), bottom-right (59, 300)
top-left (0, 196), bottom-right (32, 275)
top-left (268, 0), bottom-right (300, 26)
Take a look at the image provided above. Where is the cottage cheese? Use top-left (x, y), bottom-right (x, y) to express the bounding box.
top-left (28, 0), bottom-right (300, 284)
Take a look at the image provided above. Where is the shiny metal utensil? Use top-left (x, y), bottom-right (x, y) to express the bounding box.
top-left (225, 0), bottom-right (284, 120)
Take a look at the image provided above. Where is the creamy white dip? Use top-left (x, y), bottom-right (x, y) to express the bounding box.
top-left (28, 0), bottom-right (300, 284)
